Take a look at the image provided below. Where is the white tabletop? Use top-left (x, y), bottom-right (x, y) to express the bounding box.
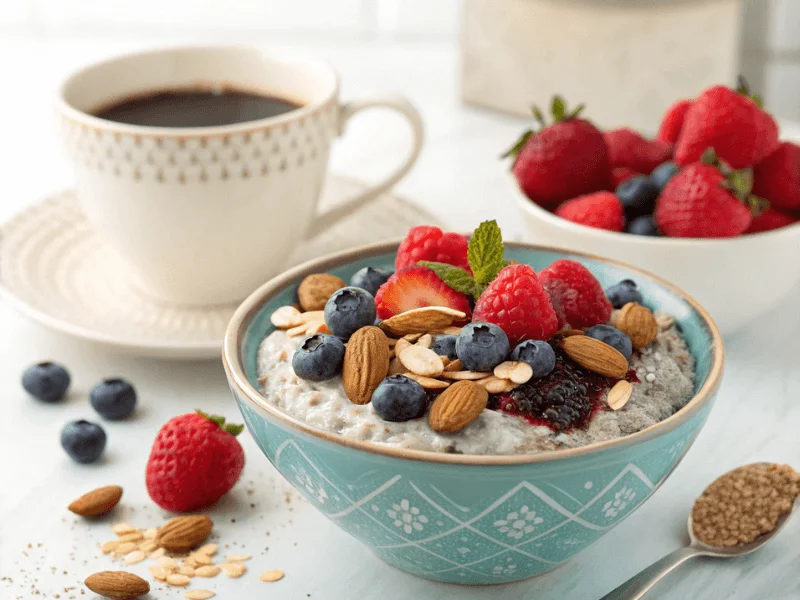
top-left (1, 35), bottom-right (799, 600)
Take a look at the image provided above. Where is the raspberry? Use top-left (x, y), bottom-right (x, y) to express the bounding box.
top-left (472, 264), bottom-right (558, 344)
top-left (492, 349), bottom-right (610, 432)
top-left (538, 259), bottom-right (612, 329)
top-left (395, 226), bottom-right (469, 271)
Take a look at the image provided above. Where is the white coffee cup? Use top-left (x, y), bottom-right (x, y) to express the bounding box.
top-left (57, 45), bottom-right (423, 305)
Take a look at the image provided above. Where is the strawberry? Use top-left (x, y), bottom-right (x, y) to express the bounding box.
top-left (654, 157), bottom-right (758, 238)
top-left (675, 84), bottom-right (779, 169)
top-left (611, 166), bottom-right (641, 188)
top-left (472, 264), bottom-right (559, 343)
top-left (395, 225), bottom-right (469, 271)
top-left (752, 142), bottom-right (800, 211)
top-left (604, 128), bottom-right (673, 174)
top-left (746, 209), bottom-right (799, 234)
top-left (506, 96), bottom-right (610, 208)
top-left (656, 99), bottom-right (693, 144)
top-left (146, 411), bottom-right (245, 513)
top-left (538, 259), bottom-right (612, 330)
top-left (374, 265), bottom-right (471, 320)
top-left (555, 191), bottom-right (625, 232)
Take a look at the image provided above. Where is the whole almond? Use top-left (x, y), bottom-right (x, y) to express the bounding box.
top-left (379, 306), bottom-right (466, 336)
top-left (429, 380), bottom-right (488, 433)
top-left (297, 273), bottom-right (346, 311)
top-left (68, 485), bottom-right (123, 517)
top-left (562, 336), bottom-right (628, 379)
top-left (342, 326), bottom-right (390, 404)
top-left (607, 380), bottom-right (633, 410)
top-left (616, 302), bottom-right (659, 349)
top-left (85, 571), bottom-right (149, 600)
top-left (157, 515), bottom-right (213, 552)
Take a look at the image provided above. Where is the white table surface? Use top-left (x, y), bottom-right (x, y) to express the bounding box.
top-left (1, 34), bottom-right (799, 600)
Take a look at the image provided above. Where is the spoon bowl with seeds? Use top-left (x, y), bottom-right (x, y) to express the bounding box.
top-left (602, 463), bottom-right (800, 599)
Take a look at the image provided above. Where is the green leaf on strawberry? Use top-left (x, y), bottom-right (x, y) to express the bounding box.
top-left (196, 409), bottom-right (244, 437)
top-left (502, 96), bottom-right (585, 159)
top-left (418, 220), bottom-right (507, 300)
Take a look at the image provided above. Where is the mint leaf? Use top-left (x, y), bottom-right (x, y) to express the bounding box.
top-left (419, 261), bottom-right (477, 297)
top-left (467, 220), bottom-right (505, 287)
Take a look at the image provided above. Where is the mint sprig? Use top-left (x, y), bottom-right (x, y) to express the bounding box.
top-left (419, 220), bottom-right (507, 300)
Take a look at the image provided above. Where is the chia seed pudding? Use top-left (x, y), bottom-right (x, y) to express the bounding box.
top-left (256, 310), bottom-right (695, 455)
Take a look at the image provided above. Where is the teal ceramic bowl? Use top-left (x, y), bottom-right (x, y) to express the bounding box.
top-left (223, 241), bottom-right (724, 585)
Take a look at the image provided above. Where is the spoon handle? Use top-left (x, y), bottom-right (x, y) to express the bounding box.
top-left (599, 546), bottom-right (702, 599)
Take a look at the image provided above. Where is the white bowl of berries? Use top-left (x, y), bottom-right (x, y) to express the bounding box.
top-left (508, 89), bottom-right (800, 335)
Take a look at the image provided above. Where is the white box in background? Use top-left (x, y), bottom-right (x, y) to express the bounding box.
top-left (460, 0), bottom-right (743, 132)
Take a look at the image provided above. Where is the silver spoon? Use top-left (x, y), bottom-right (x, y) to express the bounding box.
top-left (600, 491), bottom-right (800, 599)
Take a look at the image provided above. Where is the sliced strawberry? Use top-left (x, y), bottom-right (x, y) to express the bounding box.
top-left (374, 265), bottom-right (472, 320)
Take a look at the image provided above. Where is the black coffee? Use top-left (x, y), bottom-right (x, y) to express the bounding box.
top-left (93, 87), bottom-right (301, 128)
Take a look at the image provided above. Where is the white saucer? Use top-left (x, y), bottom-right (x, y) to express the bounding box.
top-left (1, 176), bottom-right (441, 359)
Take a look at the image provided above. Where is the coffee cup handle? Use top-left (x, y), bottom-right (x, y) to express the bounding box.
top-left (305, 94), bottom-right (424, 238)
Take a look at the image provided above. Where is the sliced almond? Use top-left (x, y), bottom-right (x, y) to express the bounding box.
top-left (298, 310), bottom-right (324, 323)
top-left (158, 557), bottom-right (178, 570)
top-left (68, 485), bottom-right (123, 517)
top-left (194, 566), bottom-right (220, 578)
top-left (114, 542), bottom-right (138, 555)
top-left (342, 326), bottom-right (390, 404)
top-left (124, 551), bottom-right (146, 565)
top-left (493, 361), bottom-right (533, 384)
top-left (220, 563), bottom-right (247, 578)
top-left (440, 355), bottom-right (451, 368)
top-left (394, 338), bottom-right (412, 356)
top-left (402, 333), bottom-right (424, 342)
top-left (260, 569), bottom-right (285, 582)
top-left (118, 532), bottom-right (143, 543)
top-left (440, 370), bottom-right (491, 381)
top-left (416, 334), bottom-right (432, 349)
top-left (429, 381), bottom-right (488, 433)
top-left (607, 380), bottom-right (633, 410)
top-left (198, 543), bottom-right (217, 556)
top-left (225, 554), bottom-right (252, 562)
top-left (270, 306), bottom-right (303, 329)
top-left (166, 574), bottom-right (191, 587)
top-left (562, 335), bottom-right (629, 379)
top-left (616, 302), bottom-right (658, 349)
top-left (149, 565), bottom-right (168, 581)
top-left (192, 552), bottom-right (212, 566)
top-left (179, 566), bottom-right (196, 577)
top-left (304, 321), bottom-right (332, 335)
top-left (183, 556), bottom-right (199, 568)
top-left (185, 591), bottom-right (216, 600)
top-left (444, 358), bottom-right (464, 372)
top-left (287, 323), bottom-right (309, 337)
top-left (297, 273), bottom-right (346, 311)
top-left (380, 306), bottom-right (466, 336)
top-left (85, 571), bottom-right (149, 600)
top-left (101, 540), bottom-right (119, 554)
top-left (398, 345), bottom-right (444, 377)
top-left (138, 540), bottom-right (157, 553)
top-left (477, 376), bottom-right (519, 394)
top-left (403, 373), bottom-right (450, 390)
top-left (112, 523), bottom-right (138, 536)
top-left (142, 528), bottom-right (158, 540)
top-left (149, 547), bottom-right (166, 559)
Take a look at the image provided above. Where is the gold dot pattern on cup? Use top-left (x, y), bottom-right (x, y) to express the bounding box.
top-left (57, 97), bottom-right (337, 184)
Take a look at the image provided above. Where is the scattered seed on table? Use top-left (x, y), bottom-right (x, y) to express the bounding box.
top-left (220, 563), bottom-right (246, 578)
top-left (260, 569), bottom-right (285, 582)
top-left (195, 566), bottom-right (220, 578)
top-left (167, 573), bottom-right (191, 587)
top-left (124, 550), bottom-right (146, 565)
top-left (185, 590), bottom-right (215, 600)
top-left (226, 554), bottom-right (251, 562)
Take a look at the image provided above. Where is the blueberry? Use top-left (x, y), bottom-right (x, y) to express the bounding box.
top-left (605, 279), bottom-right (643, 309)
top-left (22, 362), bottom-right (71, 403)
top-left (349, 267), bottom-right (394, 297)
top-left (650, 161), bottom-right (679, 190)
top-left (371, 375), bottom-right (427, 422)
top-left (616, 176), bottom-right (660, 220)
top-left (511, 340), bottom-right (556, 377)
top-left (61, 420), bottom-right (106, 464)
top-left (627, 215), bottom-right (659, 236)
top-left (292, 334), bottom-right (346, 381)
top-left (90, 378), bottom-right (137, 420)
top-left (456, 322), bottom-right (510, 371)
top-left (585, 325), bottom-right (633, 359)
top-left (323, 287), bottom-right (377, 340)
top-left (430, 335), bottom-right (458, 360)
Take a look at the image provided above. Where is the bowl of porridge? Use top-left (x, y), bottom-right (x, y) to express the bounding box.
top-left (223, 238), bottom-right (724, 585)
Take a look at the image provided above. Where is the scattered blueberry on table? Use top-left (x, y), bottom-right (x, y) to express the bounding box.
top-left (292, 333), bottom-right (346, 381)
top-left (61, 420), bottom-right (107, 464)
top-left (324, 287), bottom-right (377, 340)
top-left (585, 324), bottom-right (634, 359)
top-left (22, 361), bottom-right (71, 403)
top-left (349, 267), bottom-right (394, 297)
top-left (511, 340), bottom-right (556, 377)
top-left (605, 279), bottom-right (643, 309)
top-left (371, 375), bottom-right (427, 422)
top-left (90, 378), bottom-right (137, 420)
top-left (456, 322), bottom-right (510, 371)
